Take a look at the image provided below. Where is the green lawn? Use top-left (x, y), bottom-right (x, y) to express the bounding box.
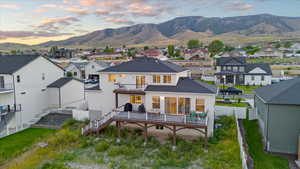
top-left (242, 119), bottom-right (289, 169)
top-left (235, 85), bottom-right (260, 94)
top-left (0, 128), bottom-right (55, 165)
top-left (216, 102), bottom-right (248, 107)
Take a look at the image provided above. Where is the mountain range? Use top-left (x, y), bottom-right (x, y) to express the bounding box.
top-left (2, 14), bottom-right (300, 49)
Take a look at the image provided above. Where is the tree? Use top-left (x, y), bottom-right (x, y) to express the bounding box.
top-left (223, 45), bottom-right (235, 52)
top-left (66, 72), bottom-right (73, 77)
top-left (274, 42), bottom-right (281, 49)
top-left (187, 40), bottom-right (201, 49)
top-left (283, 42), bottom-right (293, 48)
top-left (144, 46), bottom-right (149, 50)
top-left (208, 40), bottom-right (224, 57)
top-left (167, 45), bottom-right (175, 56)
top-left (174, 50), bottom-right (181, 57)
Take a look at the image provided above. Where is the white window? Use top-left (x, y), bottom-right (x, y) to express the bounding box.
top-left (233, 66), bottom-right (238, 72)
top-left (239, 67), bottom-right (244, 72)
top-left (130, 95), bottom-right (142, 104)
top-left (108, 74), bottom-right (116, 82)
top-left (153, 75), bottom-right (161, 83)
top-left (261, 76), bottom-right (265, 81)
top-left (251, 75), bottom-right (255, 81)
top-left (163, 75), bottom-right (172, 83)
top-left (196, 99), bottom-right (205, 112)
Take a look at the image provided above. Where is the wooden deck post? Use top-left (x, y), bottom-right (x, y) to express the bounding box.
top-left (172, 125), bottom-right (176, 150)
top-left (204, 127), bottom-right (208, 152)
top-left (115, 93), bottom-right (119, 108)
top-left (144, 123), bottom-right (148, 144)
top-left (116, 121), bottom-right (121, 143)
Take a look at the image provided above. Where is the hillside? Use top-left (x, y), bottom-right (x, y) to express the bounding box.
top-left (1, 14), bottom-right (300, 49)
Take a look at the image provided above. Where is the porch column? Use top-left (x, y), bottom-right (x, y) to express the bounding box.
top-left (233, 75), bottom-right (236, 85)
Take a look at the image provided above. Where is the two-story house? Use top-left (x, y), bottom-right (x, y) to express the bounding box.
top-left (0, 55), bottom-right (85, 136)
top-left (65, 62), bottom-right (88, 79)
top-left (84, 61), bottom-right (111, 80)
top-left (86, 57), bottom-right (217, 137)
top-left (215, 57), bottom-right (272, 86)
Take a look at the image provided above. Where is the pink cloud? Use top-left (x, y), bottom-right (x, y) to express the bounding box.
top-left (80, 0), bottom-right (96, 6)
top-left (63, 7), bottom-right (89, 15)
top-left (226, 1), bottom-right (254, 11)
top-left (41, 16), bottom-right (79, 26)
top-left (0, 4), bottom-right (20, 10)
top-left (0, 30), bottom-right (72, 40)
top-left (105, 18), bottom-right (134, 25)
top-left (95, 9), bottom-right (110, 16)
top-left (34, 8), bottom-right (48, 13)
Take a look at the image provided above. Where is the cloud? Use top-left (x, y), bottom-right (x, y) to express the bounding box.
top-left (0, 4), bottom-right (20, 10)
top-left (0, 31), bottom-right (73, 40)
top-left (95, 9), bottom-right (110, 16)
top-left (105, 18), bottom-right (135, 25)
top-left (63, 7), bottom-right (89, 15)
top-left (41, 16), bottom-right (79, 26)
top-left (225, 1), bottom-right (254, 11)
top-left (34, 8), bottom-right (48, 13)
top-left (41, 4), bottom-right (58, 8)
top-left (80, 0), bottom-right (96, 6)
top-left (127, 2), bottom-right (171, 17)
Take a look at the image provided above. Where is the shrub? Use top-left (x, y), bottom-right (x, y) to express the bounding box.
top-left (41, 162), bottom-right (68, 169)
top-left (95, 141), bottom-right (110, 152)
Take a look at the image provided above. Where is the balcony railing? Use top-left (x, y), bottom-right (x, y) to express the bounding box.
top-left (0, 83), bottom-right (14, 92)
top-left (115, 83), bottom-right (147, 91)
top-left (0, 104), bottom-right (22, 115)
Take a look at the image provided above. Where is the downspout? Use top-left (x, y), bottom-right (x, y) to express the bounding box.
top-left (59, 88), bottom-right (62, 108)
top-left (12, 75), bottom-right (17, 107)
top-left (266, 104), bottom-right (270, 151)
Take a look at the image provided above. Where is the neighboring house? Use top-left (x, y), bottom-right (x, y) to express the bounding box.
top-left (86, 57), bottom-right (217, 137)
top-left (65, 62), bottom-right (88, 79)
top-left (90, 53), bottom-right (123, 60)
top-left (254, 47), bottom-right (283, 58)
top-left (183, 49), bottom-right (209, 60)
top-left (47, 77), bottom-right (85, 109)
top-left (222, 49), bottom-right (247, 57)
top-left (254, 78), bottom-right (300, 154)
top-left (85, 61), bottom-right (111, 80)
top-left (215, 57), bottom-right (272, 85)
top-left (141, 49), bottom-right (163, 59)
top-left (0, 55), bottom-right (64, 130)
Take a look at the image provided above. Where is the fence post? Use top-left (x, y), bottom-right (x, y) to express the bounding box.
top-left (184, 115), bottom-right (186, 124)
top-left (164, 114), bottom-right (166, 122)
top-left (146, 112), bottom-right (148, 120)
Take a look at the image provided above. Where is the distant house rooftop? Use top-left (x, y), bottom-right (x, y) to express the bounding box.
top-left (100, 57), bottom-right (187, 73)
top-left (216, 57), bottom-right (246, 66)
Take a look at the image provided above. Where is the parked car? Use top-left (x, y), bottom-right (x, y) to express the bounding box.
top-left (219, 87), bottom-right (243, 95)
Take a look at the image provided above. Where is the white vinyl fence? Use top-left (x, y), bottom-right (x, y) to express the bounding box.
top-left (72, 109), bottom-right (89, 121)
top-left (235, 114), bottom-right (250, 169)
top-left (215, 106), bottom-right (247, 119)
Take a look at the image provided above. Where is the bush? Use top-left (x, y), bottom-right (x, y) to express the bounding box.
top-left (95, 141), bottom-right (110, 152)
top-left (40, 162), bottom-right (68, 169)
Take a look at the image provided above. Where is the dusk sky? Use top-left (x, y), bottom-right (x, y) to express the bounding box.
top-left (0, 0), bottom-right (300, 45)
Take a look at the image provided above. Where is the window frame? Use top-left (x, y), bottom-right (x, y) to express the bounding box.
top-left (130, 95), bottom-right (142, 104)
top-left (163, 75), bottom-right (172, 84)
top-left (152, 96), bottom-right (160, 109)
top-left (195, 98), bottom-right (205, 112)
top-left (152, 75), bottom-right (161, 83)
top-left (108, 74), bottom-right (117, 83)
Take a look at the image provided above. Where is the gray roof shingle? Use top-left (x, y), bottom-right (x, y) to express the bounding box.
top-left (145, 77), bottom-right (217, 94)
top-left (254, 77), bottom-right (300, 105)
top-left (245, 63), bottom-right (272, 75)
top-left (0, 55), bottom-right (40, 74)
top-left (216, 57), bottom-right (246, 66)
top-left (101, 57), bottom-right (187, 73)
top-left (47, 77), bottom-right (82, 88)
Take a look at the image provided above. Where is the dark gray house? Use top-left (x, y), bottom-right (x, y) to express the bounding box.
top-left (215, 57), bottom-right (272, 86)
top-left (254, 78), bottom-right (300, 154)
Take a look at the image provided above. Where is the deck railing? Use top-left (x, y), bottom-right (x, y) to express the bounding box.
top-left (0, 83), bottom-right (14, 90)
top-left (115, 83), bottom-right (147, 91)
top-left (114, 111), bottom-right (208, 126)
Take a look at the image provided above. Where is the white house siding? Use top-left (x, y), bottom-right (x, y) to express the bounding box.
top-left (66, 65), bottom-right (82, 79)
top-left (145, 92), bottom-right (215, 136)
top-left (85, 62), bottom-right (106, 80)
top-left (13, 56), bottom-right (64, 125)
top-left (60, 80), bottom-right (85, 108)
top-left (86, 90), bottom-right (104, 111)
top-left (47, 88), bottom-right (59, 108)
top-left (244, 75), bottom-right (271, 86)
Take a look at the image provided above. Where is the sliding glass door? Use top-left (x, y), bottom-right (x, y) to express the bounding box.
top-left (136, 76), bottom-right (145, 89)
top-left (178, 98), bottom-right (191, 115)
top-left (165, 97), bottom-right (177, 115)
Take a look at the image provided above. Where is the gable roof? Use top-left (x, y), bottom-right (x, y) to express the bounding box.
top-left (47, 77), bottom-right (82, 88)
top-left (216, 57), bottom-right (246, 66)
top-left (254, 77), bottom-right (300, 105)
top-left (101, 57), bottom-right (187, 73)
top-left (71, 62), bottom-right (88, 69)
top-left (245, 63), bottom-right (272, 75)
top-left (0, 55), bottom-right (40, 74)
top-left (145, 77), bottom-right (217, 94)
